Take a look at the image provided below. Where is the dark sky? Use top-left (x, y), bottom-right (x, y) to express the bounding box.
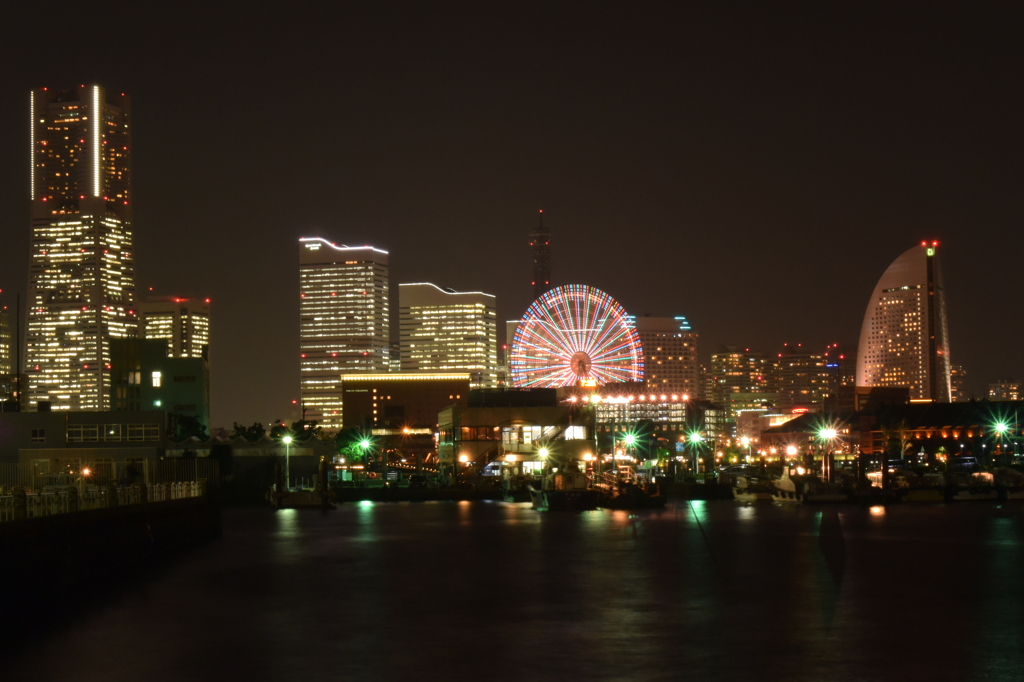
top-left (1, 3), bottom-right (1022, 427)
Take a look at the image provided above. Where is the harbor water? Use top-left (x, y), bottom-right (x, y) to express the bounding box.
top-left (4, 500), bottom-right (1023, 681)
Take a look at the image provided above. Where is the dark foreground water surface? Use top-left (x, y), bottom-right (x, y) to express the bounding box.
top-left (5, 500), bottom-right (1024, 681)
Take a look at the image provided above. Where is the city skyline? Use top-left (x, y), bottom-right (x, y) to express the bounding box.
top-left (0, 6), bottom-right (1021, 425)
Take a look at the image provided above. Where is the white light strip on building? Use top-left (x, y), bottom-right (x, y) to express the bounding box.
top-left (29, 92), bottom-right (35, 200)
top-left (93, 85), bottom-right (101, 197)
top-left (340, 373), bottom-right (470, 382)
top-left (299, 237), bottom-right (388, 255)
top-left (398, 282), bottom-right (496, 297)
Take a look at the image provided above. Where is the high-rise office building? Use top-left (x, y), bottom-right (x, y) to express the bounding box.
top-left (988, 379), bottom-right (1021, 401)
top-left (399, 283), bottom-right (497, 386)
top-left (856, 241), bottom-right (951, 402)
top-left (633, 315), bottom-right (700, 398)
top-left (950, 364), bottom-right (967, 402)
top-left (26, 85), bottom-right (137, 411)
top-left (771, 343), bottom-right (829, 410)
top-left (706, 346), bottom-right (770, 407)
top-left (823, 342), bottom-right (858, 410)
top-left (299, 237), bottom-right (389, 429)
top-left (529, 210), bottom-right (551, 300)
top-left (140, 297), bottom-right (211, 359)
top-left (0, 292), bottom-right (11, 376)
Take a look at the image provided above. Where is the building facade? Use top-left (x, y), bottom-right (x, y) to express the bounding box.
top-left (950, 364), bottom-right (968, 402)
top-left (110, 338), bottom-right (210, 431)
top-left (529, 210), bottom-right (551, 299)
top-left (989, 379), bottom-right (1021, 401)
top-left (706, 346), bottom-right (769, 408)
top-left (26, 85), bottom-right (138, 411)
top-left (772, 343), bottom-right (829, 410)
top-left (0, 294), bottom-right (11, 375)
top-left (140, 297), bottom-right (210, 359)
top-left (399, 283), bottom-right (497, 386)
top-left (340, 372), bottom-right (471, 430)
top-left (633, 315), bottom-right (700, 399)
top-left (299, 238), bottom-right (390, 429)
top-left (856, 241), bottom-right (951, 402)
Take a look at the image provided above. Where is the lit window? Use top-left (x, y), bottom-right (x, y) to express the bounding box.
top-left (152, 371), bottom-right (162, 387)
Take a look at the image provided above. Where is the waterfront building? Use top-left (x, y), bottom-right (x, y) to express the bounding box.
top-left (299, 238), bottom-right (389, 429)
top-left (0, 409), bottom-right (169, 466)
top-left (339, 372), bottom-right (471, 431)
top-left (529, 210), bottom-right (551, 299)
top-left (139, 297), bottom-right (210, 359)
top-left (856, 241), bottom-right (951, 402)
top-left (438, 388), bottom-right (595, 481)
top-left (439, 386), bottom-right (726, 479)
top-left (399, 283), bottom-right (497, 386)
top-left (26, 85), bottom-right (137, 411)
top-left (633, 315), bottom-right (700, 399)
top-left (760, 401), bottom-right (1024, 467)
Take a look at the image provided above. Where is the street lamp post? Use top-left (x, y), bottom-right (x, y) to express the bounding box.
top-left (282, 435), bottom-right (293, 490)
top-left (818, 429), bottom-right (837, 483)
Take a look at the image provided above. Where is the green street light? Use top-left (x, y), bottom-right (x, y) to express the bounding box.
top-left (819, 428), bottom-right (838, 440)
top-left (995, 422), bottom-right (1009, 434)
top-left (624, 433), bottom-right (637, 447)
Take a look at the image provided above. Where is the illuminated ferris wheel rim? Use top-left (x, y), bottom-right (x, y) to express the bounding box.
top-left (510, 284), bottom-right (644, 388)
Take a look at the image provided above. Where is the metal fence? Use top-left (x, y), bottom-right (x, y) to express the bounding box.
top-left (0, 459), bottom-right (218, 523)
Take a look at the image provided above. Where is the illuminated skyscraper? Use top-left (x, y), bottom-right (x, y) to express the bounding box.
top-left (26, 85), bottom-right (136, 411)
top-left (140, 297), bottom-right (211, 359)
top-left (529, 210), bottom-right (551, 299)
top-left (0, 292), bottom-right (11, 376)
top-left (299, 237), bottom-right (389, 429)
top-left (399, 283), bottom-right (497, 386)
top-left (633, 315), bottom-right (700, 398)
top-left (856, 241), bottom-right (951, 402)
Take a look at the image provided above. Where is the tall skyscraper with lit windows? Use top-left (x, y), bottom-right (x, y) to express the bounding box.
top-left (399, 283), bottom-right (497, 386)
top-left (299, 237), bottom-right (389, 429)
top-left (633, 315), bottom-right (700, 398)
top-left (26, 85), bottom-right (137, 411)
top-left (856, 241), bottom-right (951, 402)
top-left (140, 297), bottom-right (211, 359)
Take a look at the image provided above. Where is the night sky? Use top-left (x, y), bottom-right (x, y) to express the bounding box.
top-left (1, 4), bottom-right (1021, 428)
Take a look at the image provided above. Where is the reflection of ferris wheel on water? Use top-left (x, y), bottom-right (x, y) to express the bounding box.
top-left (510, 284), bottom-right (644, 388)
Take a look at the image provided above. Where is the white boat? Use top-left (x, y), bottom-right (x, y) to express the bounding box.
top-left (528, 471), bottom-right (599, 511)
top-left (950, 472), bottom-right (998, 502)
top-left (732, 475), bottom-right (772, 501)
top-left (771, 466), bottom-right (848, 504)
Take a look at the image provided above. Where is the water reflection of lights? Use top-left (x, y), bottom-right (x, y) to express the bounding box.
top-left (870, 505), bottom-right (885, 516)
top-left (736, 505), bottom-right (755, 520)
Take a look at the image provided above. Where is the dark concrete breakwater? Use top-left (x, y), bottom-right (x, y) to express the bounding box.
top-left (0, 496), bottom-right (221, 623)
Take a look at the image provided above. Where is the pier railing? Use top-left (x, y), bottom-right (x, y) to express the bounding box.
top-left (0, 460), bottom-right (217, 523)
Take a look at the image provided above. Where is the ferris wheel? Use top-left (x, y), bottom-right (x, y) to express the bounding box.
top-left (510, 284), bottom-right (644, 388)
